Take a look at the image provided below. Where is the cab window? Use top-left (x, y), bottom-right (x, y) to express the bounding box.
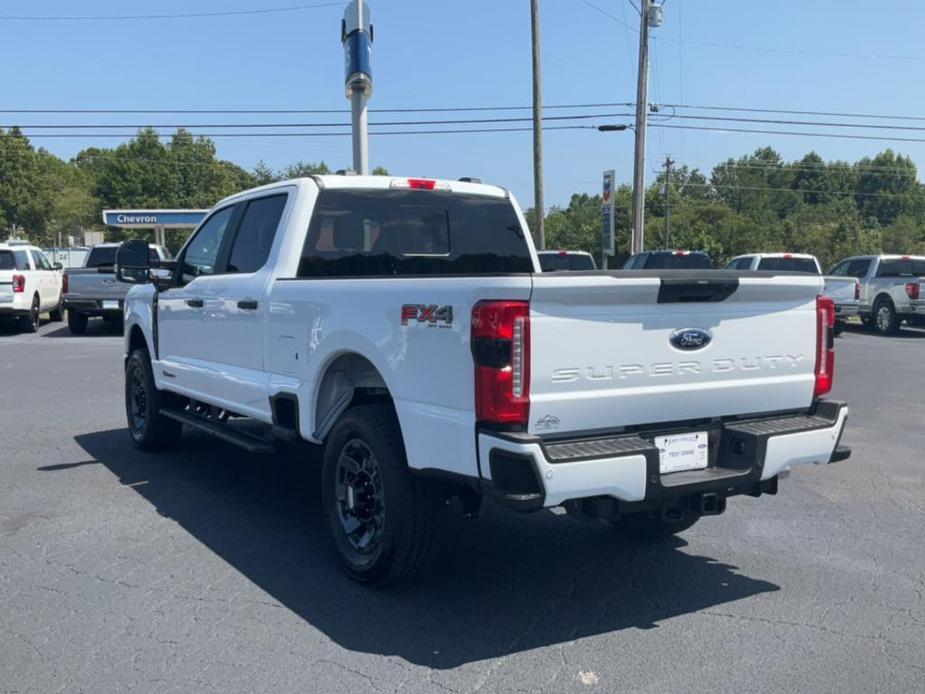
top-left (226, 194), bottom-right (287, 274)
top-left (179, 206), bottom-right (236, 284)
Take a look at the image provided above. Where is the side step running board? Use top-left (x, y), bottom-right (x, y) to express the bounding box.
top-left (159, 408), bottom-right (276, 454)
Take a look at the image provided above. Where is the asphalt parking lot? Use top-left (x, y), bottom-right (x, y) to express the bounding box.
top-left (1, 319), bottom-right (923, 693)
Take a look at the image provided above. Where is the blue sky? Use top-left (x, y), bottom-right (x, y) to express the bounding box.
top-left (3, 0), bottom-right (925, 209)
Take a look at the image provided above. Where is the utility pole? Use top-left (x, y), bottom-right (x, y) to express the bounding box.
top-left (631, 0), bottom-right (660, 255)
top-left (530, 0), bottom-right (545, 250)
top-left (662, 155), bottom-right (673, 249)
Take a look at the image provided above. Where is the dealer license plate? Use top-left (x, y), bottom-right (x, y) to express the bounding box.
top-left (102, 300), bottom-right (119, 310)
top-left (655, 431), bottom-right (709, 474)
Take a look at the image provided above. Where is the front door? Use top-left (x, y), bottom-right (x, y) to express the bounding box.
top-left (196, 192), bottom-right (290, 419)
top-left (156, 204), bottom-right (238, 399)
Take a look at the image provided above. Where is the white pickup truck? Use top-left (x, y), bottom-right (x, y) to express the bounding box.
top-left (117, 175), bottom-right (851, 585)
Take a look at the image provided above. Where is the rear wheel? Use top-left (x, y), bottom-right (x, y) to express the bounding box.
top-left (612, 511), bottom-right (701, 541)
top-left (67, 310), bottom-right (88, 335)
top-left (125, 348), bottom-right (183, 451)
top-left (49, 302), bottom-right (63, 322)
top-left (20, 295), bottom-right (40, 333)
top-left (874, 298), bottom-right (900, 335)
top-left (322, 404), bottom-right (445, 585)
top-left (833, 320), bottom-right (844, 336)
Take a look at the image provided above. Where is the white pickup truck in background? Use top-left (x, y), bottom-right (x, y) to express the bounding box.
top-left (726, 253), bottom-right (859, 334)
top-left (117, 175), bottom-right (851, 585)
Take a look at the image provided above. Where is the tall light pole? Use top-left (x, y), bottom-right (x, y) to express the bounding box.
top-left (530, 0), bottom-right (545, 250)
top-left (631, 0), bottom-right (661, 254)
top-left (342, 1), bottom-right (373, 174)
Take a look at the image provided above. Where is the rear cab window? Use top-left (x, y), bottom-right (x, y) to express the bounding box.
top-left (539, 253), bottom-right (596, 271)
top-left (85, 247), bottom-right (118, 268)
top-left (877, 258), bottom-right (925, 277)
top-left (298, 189), bottom-right (532, 277)
top-left (641, 252), bottom-right (714, 270)
top-left (757, 257), bottom-right (819, 274)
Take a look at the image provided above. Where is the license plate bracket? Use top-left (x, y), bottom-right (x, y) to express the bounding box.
top-left (655, 431), bottom-right (709, 474)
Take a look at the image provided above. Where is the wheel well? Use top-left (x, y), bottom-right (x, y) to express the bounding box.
top-left (874, 293), bottom-right (894, 307)
top-left (313, 353), bottom-right (391, 441)
top-left (128, 325), bottom-right (148, 356)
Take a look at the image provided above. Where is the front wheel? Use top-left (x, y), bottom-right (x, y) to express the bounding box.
top-left (49, 303), bottom-right (63, 322)
top-left (833, 320), bottom-right (845, 336)
top-left (125, 349), bottom-right (183, 451)
top-left (322, 404), bottom-right (445, 585)
top-left (612, 511), bottom-right (701, 541)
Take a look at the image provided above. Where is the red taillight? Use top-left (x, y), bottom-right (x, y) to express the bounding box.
top-left (62, 273), bottom-right (69, 294)
top-left (905, 282), bottom-right (920, 300)
top-left (783, 253), bottom-right (793, 258)
top-left (814, 296), bottom-right (835, 397)
top-left (12, 274), bottom-right (25, 293)
top-left (471, 300), bottom-right (530, 426)
top-left (407, 178), bottom-right (436, 190)
top-left (854, 281), bottom-right (860, 301)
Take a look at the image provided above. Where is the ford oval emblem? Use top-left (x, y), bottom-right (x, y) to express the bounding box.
top-left (670, 328), bottom-right (712, 351)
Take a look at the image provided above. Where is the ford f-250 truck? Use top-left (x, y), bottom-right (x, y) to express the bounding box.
top-left (116, 175), bottom-right (851, 585)
top-left (63, 242), bottom-right (171, 334)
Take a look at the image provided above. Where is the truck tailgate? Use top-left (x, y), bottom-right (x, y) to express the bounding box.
top-left (822, 276), bottom-right (858, 304)
top-left (528, 271), bottom-right (823, 435)
top-left (65, 269), bottom-right (126, 300)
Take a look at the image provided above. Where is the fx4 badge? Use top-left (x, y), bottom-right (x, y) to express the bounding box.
top-left (401, 304), bottom-right (454, 328)
top-left (534, 414), bottom-right (561, 430)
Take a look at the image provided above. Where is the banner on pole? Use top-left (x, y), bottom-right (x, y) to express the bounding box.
top-left (602, 170), bottom-right (615, 256)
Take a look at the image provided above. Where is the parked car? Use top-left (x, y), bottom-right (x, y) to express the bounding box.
top-left (118, 175), bottom-right (849, 585)
top-left (828, 255), bottom-right (925, 335)
top-left (726, 253), bottom-right (859, 334)
top-left (624, 250), bottom-right (714, 269)
top-left (63, 242), bottom-right (171, 334)
top-left (537, 250), bottom-right (597, 271)
top-left (0, 241), bottom-right (64, 332)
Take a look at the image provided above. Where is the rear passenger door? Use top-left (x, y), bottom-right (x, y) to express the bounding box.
top-left (28, 250), bottom-right (56, 309)
top-left (198, 192), bottom-right (289, 417)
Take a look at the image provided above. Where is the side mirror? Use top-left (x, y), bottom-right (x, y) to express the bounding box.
top-left (53, 262), bottom-right (63, 271)
top-left (115, 239), bottom-right (151, 284)
top-left (152, 262), bottom-right (176, 292)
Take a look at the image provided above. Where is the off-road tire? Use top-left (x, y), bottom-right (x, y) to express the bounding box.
top-left (125, 348), bottom-right (183, 451)
top-left (322, 404), bottom-right (445, 586)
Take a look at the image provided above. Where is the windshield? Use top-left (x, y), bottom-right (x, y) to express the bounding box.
top-left (644, 252), bottom-right (714, 270)
top-left (539, 253), bottom-right (596, 271)
top-left (757, 257), bottom-right (819, 274)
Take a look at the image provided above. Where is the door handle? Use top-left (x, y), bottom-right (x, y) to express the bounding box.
top-left (186, 298), bottom-right (204, 308)
top-left (237, 299), bottom-right (259, 310)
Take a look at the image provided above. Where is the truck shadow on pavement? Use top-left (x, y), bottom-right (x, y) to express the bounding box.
top-left (72, 428), bottom-right (779, 669)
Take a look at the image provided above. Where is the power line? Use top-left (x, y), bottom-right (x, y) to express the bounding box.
top-left (653, 35), bottom-right (925, 63)
top-left (0, 101), bottom-right (635, 115)
top-left (579, 0), bottom-right (636, 31)
top-left (12, 125), bottom-right (597, 139)
top-left (575, 0), bottom-right (925, 62)
top-left (663, 102), bottom-right (925, 123)
top-left (1, 112), bottom-right (637, 130)
top-left (649, 122), bottom-right (925, 145)
top-left (0, 2), bottom-right (341, 21)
